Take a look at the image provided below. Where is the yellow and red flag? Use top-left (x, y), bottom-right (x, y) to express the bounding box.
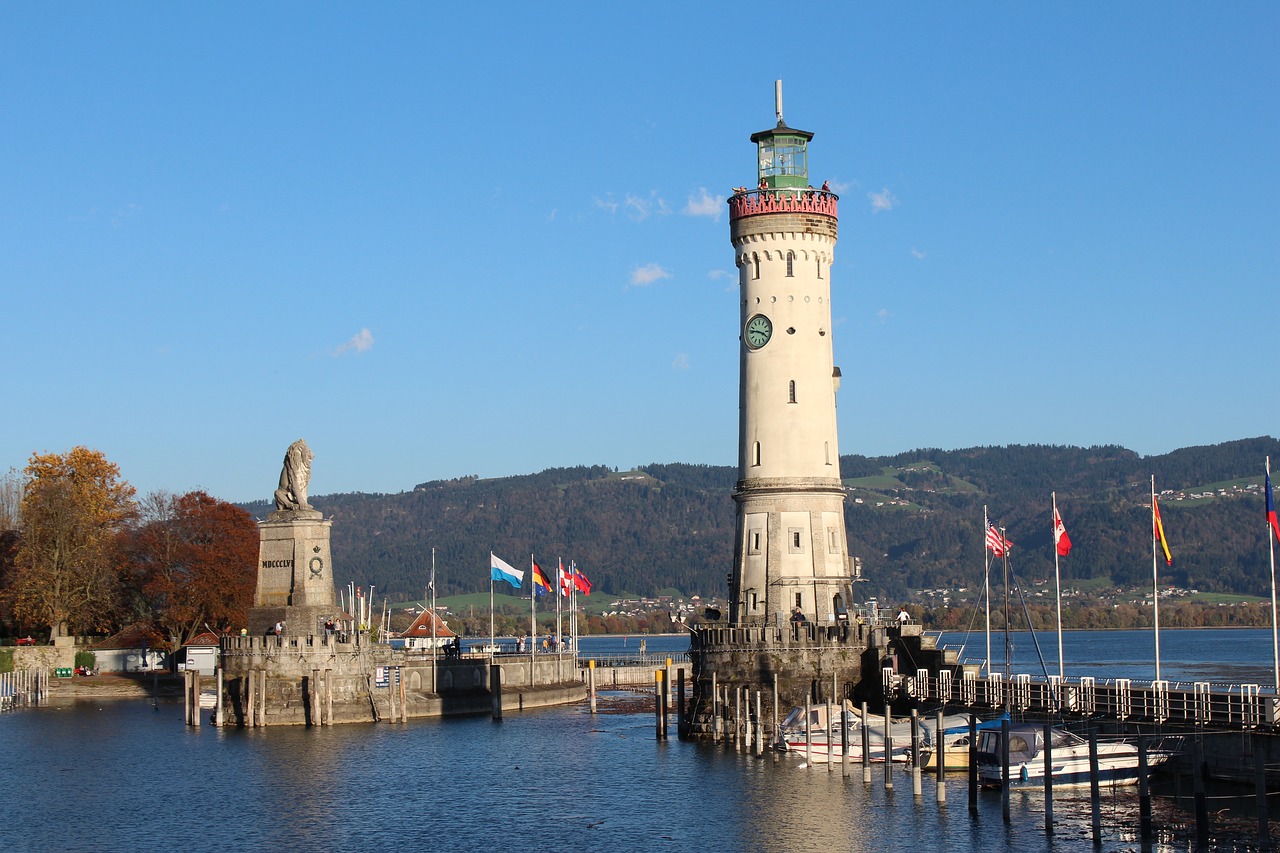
top-left (1153, 496), bottom-right (1173, 565)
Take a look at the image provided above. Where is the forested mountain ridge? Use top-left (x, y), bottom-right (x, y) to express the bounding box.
top-left (239, 437), bottom-right (1280, 604)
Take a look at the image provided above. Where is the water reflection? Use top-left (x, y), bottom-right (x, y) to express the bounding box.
top-left (0, 696), bottom-right (1272, 853)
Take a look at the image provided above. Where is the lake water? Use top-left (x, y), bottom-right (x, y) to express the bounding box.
top-left (1, 629), bottom-right (1275, 852)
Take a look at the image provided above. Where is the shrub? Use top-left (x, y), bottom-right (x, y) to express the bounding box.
top-left (74, 650), bottom-right (96, 670)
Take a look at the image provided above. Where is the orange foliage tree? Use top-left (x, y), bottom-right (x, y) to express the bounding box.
top-left (121, 490), bottom-right (258, 649)
top-left (9, 447), bottom-right (137, 636)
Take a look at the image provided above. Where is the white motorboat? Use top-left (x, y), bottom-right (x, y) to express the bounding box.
top-left (774, 700), bottom-right (931, 764)
top-left (975, 724), bottom-right (1171, 788)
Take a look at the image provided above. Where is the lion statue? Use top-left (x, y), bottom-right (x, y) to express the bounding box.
top-left (273, 439), bottom-right (314, 512)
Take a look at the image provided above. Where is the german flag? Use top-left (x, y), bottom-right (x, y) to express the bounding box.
top-left (531, 562), bottom-right (552, 595)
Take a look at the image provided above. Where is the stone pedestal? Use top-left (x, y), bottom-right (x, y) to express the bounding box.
top-left (249, 510), bottom-right (337, 638)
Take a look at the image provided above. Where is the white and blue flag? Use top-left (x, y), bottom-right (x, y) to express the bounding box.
top-left (490, 552), bottom-right (524, 588)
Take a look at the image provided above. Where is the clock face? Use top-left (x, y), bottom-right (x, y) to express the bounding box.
top-left (745, 314), bottom-right (772, 349)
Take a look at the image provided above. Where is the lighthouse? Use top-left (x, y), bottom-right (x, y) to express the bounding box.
top-left (728, 82), bottom-right (857, 627)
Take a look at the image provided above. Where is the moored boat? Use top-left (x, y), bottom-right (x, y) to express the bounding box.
top-left (774, 700), bottom-right (931, 764)
top-left (975, 723), bottom-right (1171, 788)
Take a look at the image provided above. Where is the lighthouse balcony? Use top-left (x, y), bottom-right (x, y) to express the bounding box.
top-left (728, 188), bottom-right (838, 222)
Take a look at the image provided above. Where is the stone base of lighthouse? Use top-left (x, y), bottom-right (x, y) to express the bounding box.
top-left (684, 622), bottom-right (958, 740)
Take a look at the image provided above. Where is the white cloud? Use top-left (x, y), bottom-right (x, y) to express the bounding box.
top-left (876, 309), bottom-right (892, 324)
top-left (625, 192), bottom-right (670, 220)
top-left (334, 328), bottom-right (374, 356)
top-left (630, 263), bottom-right (671, 286)
top-left (594, 197), bottom-right (619, 215)
top-left (911, 248), bottom-right (926, 259)
top-left (683, 187), bottom-right (721, 220)
top-left (868, 188), bottom-right (898, 212)
top-left (672, 353), bottom-right (690, 370)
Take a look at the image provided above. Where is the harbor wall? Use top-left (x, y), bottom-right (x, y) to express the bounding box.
top-left (217, 635), bottom-right (583, 727)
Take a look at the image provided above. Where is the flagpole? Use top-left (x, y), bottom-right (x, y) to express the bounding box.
top-left (1053, 492), bottom-right (1065, 680)
top-left (489, 553), bottom-right (495, 657)
top-left (1268, 457), bottom-right (1278, 695)
top-left (430, 547), bottom-right (437, 691)
top-left (556, 558), bottom-right (564, 651)
top-left (530, 554), bottom-right (537, 656)
top-left (1151, 475), bottom-right (1162, 683)
top-left (1002, 526), bottom-right (1011, 682)
top-left (983, 505), bottom-right (992, 678)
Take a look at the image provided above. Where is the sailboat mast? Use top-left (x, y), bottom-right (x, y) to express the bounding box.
top-left (1268, 457), bottom-right (1278, 694)
top-left (1151, 475), bottom-right (1162, 683)
top-left (1053, 492), bottom-right (1064, 680)
top-left (1002, 527), bottom-right (1011, 683)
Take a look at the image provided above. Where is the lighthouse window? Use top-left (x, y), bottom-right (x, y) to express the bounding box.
top-left (751, 253), bottom-right (760, 280)
top-left (752, 441), bottom-right (761, 467)
top-left (788, 528), bottom-right (804, 553)
top-left (788, 380), bottom-right (796, 404)
top-left (817, 259), bottom-right (823, 279)
top-left (748, 530), bottom-right (762, 555)
top-left (828, 527), bottom-right (839, 552)
top-left (786, 252), bottom-right (794, 277)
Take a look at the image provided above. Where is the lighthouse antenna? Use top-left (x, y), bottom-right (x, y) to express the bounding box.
top-left (774, 79), bottom-right (784, 124)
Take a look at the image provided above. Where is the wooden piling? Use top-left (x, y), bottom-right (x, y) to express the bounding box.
top-left (654, 670), bottom-right (663, 740)
top-left (215, 668), bottom-right (224, 728)
top-left (826, 698), bottom-right (833, 773)
top-left (1088, 728), bottom-right (1101, 846)
top-left (910, 710), bottom-right (921, 795)
top-left (1043, 720), bottom-right (1054, 835)
top-left (183, 670), bottom-right (191, 725)
top-left (400, 667), bottom-right (408, 722)
top-left (1194, 737), bottom-right (1208, 848)
top-left (862, 700), bottom-right (872, 783)
top-left (841, 699), bottom-right (849, 778)
top-left (588, 661), bottom-right (597, 714)
top-left (968, 715), bottom-right (978, 813)
top-left (1001, 718), bottom-right (1010, 823)
top-left (1138, 737), bottom-right (1152, 842)
top-left (804, 695), bottom-right (812, 768)
top-left (192, 672), bottom-right (201, 727)
top-left (325, 669), bottom-right (333, 726)
top-left (679, 669), bottom-right (686, 738)
top-left (884, 704), bottom-right (893, 790)
top-left (490, 664), bottom-right (503, 721)
top-left (749, 689), bottom-right (757, 754)
top-left (311, 668), bottom-right (322, 726)
top-left (1255, 742), bottom-right (1271, 852)
top-left (935, 710), bottom-right (945, 803)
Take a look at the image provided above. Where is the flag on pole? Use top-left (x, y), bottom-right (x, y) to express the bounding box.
top-left (1267, 469), bottom-right (1280, 544)
top-left (558, 561), bottom-right (573, 597)
top-left (1053, 507), bottom-right (1072, 556)
top-left (572, 565), bottom-right (592, 596)
top-left (1152, 496), bottom-right (1173, 565)
top-left (490, 552), bottom-right (524, 588)
top-left (531, 562), bottom-right (552, 596)
top-left (985, 523), bottom-right (1011, 557)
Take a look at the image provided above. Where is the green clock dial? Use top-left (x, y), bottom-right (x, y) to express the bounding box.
top-left (745, 314), bottom-right (773, 349)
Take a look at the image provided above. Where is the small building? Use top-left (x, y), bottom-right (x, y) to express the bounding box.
top-left (391, 609), bottom-right (457, 650)
top-left (91, 623), bottom-right (169, 673)
top-left (182, 631), bottom-right (221, 676)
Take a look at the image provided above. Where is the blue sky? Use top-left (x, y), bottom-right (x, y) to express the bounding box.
top-left (2, 3), bottom-right (1276, 503)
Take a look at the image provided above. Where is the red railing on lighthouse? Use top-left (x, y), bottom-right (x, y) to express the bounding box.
top-left (728, 188), bottom-right (838, 221)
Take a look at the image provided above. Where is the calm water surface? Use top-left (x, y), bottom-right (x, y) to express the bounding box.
top-left (1, 630), bottom-right (1273, 852)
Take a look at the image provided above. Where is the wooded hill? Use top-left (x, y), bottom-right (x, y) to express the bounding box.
top-left (240, 437), bottom-right (1280, 606)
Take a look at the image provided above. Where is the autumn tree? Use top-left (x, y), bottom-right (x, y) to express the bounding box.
top-left (121, 490), bottom-right (258, 648)
top-left (8, 447), bottom-right (137, 636)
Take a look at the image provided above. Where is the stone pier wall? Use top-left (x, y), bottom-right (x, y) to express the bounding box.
top-left (217, 636), bottom-right (583, 727)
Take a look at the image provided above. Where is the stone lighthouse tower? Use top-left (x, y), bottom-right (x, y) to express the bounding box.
top-left (728, 82), bottom-right (857, 627)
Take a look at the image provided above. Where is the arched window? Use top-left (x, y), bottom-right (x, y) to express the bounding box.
top-left (751, 253), bottom-right (760, 280)
top-left (817, 258), bottom-right (823, 279)
top-left (788, 380), bottom-right (796, 403)
top-left (752, 441), bottom-right (761, 467)
top-left (786, 252), bottom-right (794, 277)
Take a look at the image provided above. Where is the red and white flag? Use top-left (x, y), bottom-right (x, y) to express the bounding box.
top-left (985, 523), bottom-right (1011, 557)
top-left (1053, 507), bottom-right (1072, 556)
